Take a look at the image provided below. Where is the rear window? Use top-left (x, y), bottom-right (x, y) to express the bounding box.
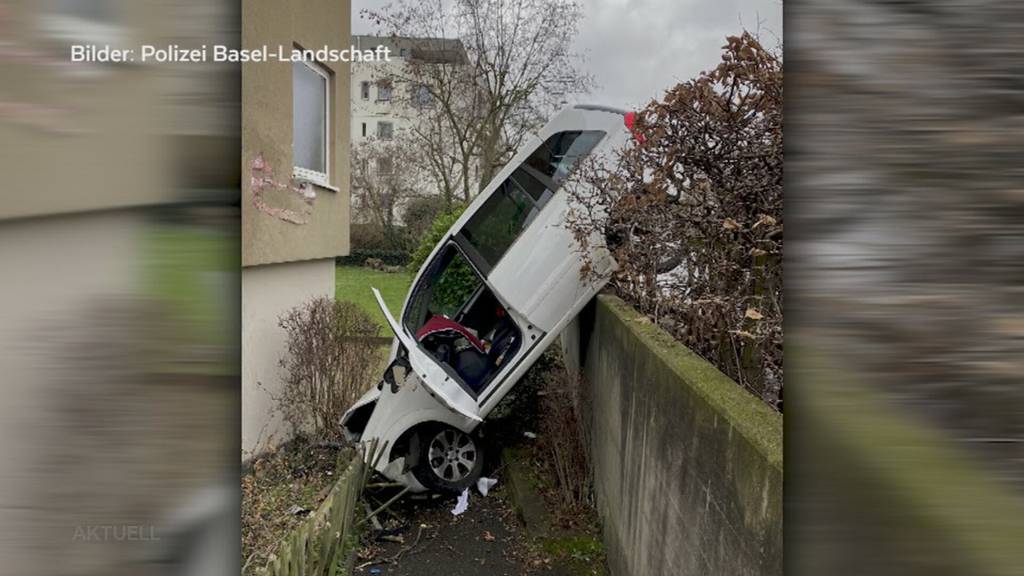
top-left (524, 130), bottom-right (605, 186)
top-left (459, 130), bottom-right (605, 271)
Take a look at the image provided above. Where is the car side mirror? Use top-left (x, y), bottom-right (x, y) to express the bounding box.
top-left (382, 356), bottom-right (411, 393)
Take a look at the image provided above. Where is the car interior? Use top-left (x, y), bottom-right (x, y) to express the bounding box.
top-left (402, 243), bottom-right (521, 394)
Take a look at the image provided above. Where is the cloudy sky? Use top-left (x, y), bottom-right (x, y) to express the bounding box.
top-left (351, 0), bottom-right (782, 110)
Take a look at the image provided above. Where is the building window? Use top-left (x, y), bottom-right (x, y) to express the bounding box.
top-left (361, 122), bottom-right (366, 138)
top-left (400, 48), bottom-right (408, 58)
top-left (293, 58), bottom-right (331, 185)
top-left (360, 81), bottom-right (370, 100)
top-left (377, 121), bottom-right (393, 140)
top-left (413, 84), bottom-right (433, 109)
top-left (377, 81), bottom-right (392, 102)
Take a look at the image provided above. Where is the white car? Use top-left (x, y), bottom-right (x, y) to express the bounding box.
top-left (342, 104), bottom-right (633, 492)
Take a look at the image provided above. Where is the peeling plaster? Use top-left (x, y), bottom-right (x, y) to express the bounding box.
top-left (249, 153), bottom-right (316, 225)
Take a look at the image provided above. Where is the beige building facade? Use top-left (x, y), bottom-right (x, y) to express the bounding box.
top-left (241, 0), bottom-right (352, 458)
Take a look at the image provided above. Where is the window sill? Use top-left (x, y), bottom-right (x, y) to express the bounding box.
top-left (292, 170), bottom-right (339, 193)
top-left (311, 181), bottom-right (340, 193)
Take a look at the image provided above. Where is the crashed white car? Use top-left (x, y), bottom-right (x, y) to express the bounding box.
top-left (342, 104), bottom-right (633, 492)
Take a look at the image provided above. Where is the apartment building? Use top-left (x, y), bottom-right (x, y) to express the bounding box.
top-left (350, 34), bottom-right (466, 144)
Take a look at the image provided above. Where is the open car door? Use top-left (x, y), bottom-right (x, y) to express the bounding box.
top-left (371, 287), bottom-right (483, 423)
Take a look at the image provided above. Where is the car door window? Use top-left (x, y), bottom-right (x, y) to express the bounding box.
top-left (458, 130), bottom-right (606, 273)
top-left (460, 172), bottom-right (539, 269)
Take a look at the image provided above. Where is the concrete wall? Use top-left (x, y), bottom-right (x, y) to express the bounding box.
top-left (241, 258), bottom-right (336, 458)
top-left (563, 295), bottom-right (783, 576)
top-left (242, 0), bottom-right (351, 267)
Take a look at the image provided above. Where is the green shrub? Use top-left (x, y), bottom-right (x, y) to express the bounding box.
top-left (403, 195), bottom-right (449, 240)
top-left (346, 222), bottom-right (413, 268)
top-left (407, 204), bottom-right (466, 273)
top-left (430, 254), bottom-right (481, 316)
top-left (350, 222), bottom-right (412, 253)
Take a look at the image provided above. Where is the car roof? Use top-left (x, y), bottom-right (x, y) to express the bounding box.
top-left (572, 103), bottom-right (629, 116)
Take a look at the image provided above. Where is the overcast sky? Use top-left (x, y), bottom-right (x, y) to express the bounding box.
top-left (351, 0), bottom-right (781, 110)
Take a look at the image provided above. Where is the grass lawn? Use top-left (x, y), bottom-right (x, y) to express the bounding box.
top-left (335, 265), bottom-right (415, 335)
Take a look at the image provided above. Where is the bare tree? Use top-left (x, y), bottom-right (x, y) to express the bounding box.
top-left (278, 298), bottom-right (381, 442)
top-left (350, 134), bottom-right (424, 243)
top-left (363, 0), bottom-right (592, 203)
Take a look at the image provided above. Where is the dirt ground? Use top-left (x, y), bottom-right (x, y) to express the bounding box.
top-left (242, 440), bottom-right (354, 574)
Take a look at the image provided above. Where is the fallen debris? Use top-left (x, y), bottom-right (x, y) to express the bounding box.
top-left (286, 504), bottom-right (309, 516)
top-left (451, 488), bottom-right (470, 516)
top-left (362, 502), bottom-right (383, 531)
top-left (477, 477), bottom-right (498, 496)
top-left (359, 486), bottom-right (411, 528)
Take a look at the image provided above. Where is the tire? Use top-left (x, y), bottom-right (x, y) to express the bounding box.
top-left (410, 425), bottom-right (484, 493)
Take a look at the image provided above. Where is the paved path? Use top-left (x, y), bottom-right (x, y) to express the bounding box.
top-left (353, 484), bottom-right (562, 576)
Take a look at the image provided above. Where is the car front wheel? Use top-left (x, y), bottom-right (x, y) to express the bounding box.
top-left (411, 425), bottom-right (484, 493)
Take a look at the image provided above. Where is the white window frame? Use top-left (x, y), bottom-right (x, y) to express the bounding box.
top-left (292, 58), bottom-right (331, 187)
top-left (360, 81), bottom-right (370, 100)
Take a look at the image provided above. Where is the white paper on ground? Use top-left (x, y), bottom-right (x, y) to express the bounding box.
top-left (451, 488), bottom-right (470, 516)
top-left (476, 477), bottom-right (498, 496)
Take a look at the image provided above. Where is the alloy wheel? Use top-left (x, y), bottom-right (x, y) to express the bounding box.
top-left (427, 428), bottom-right (477, 482)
